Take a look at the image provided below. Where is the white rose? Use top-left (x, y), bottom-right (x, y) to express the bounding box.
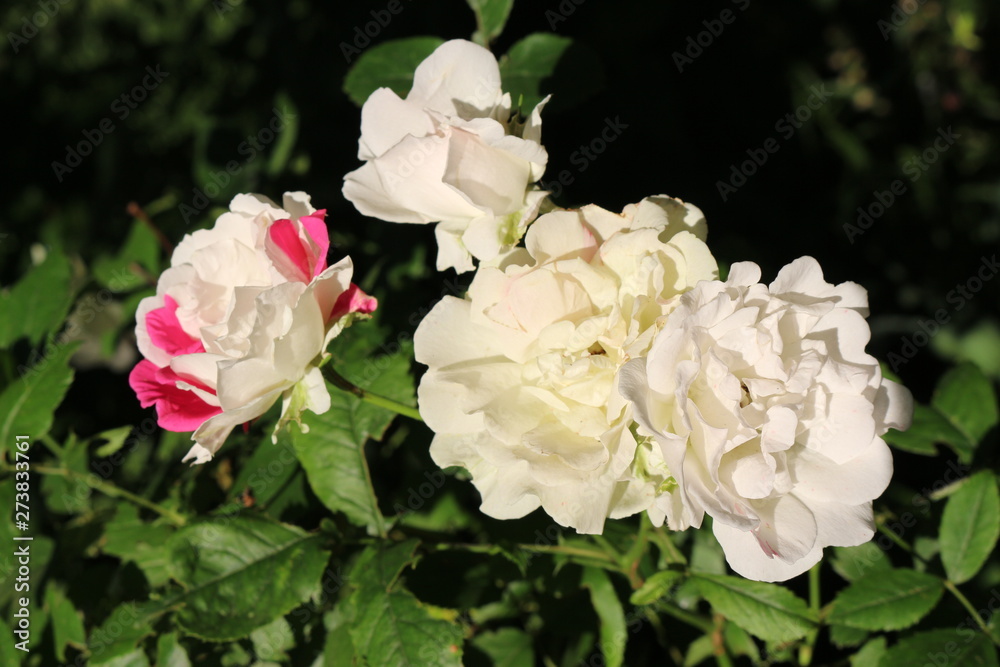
top-left (414, 196), bottom-right (717, 532)
top-left (619, 258), bottom-right (913, 581)
top-left (343, 39), bottom-right (549, 273)
top-left (130, 192), bottom-right (377, 463)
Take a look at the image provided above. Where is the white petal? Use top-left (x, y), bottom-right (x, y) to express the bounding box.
top-left (873, 378), bottom-right (913, 434)
top-left (408, 39), bottom-right (503, 118)
top-left (793, 436), bottom-right (893, 505)
top-left (713, 518), bottom-right (823, 582)
top-left (358, 87), bottom-right (436, 160)
top-left (342, 162), bottom-right (429, 224)
top-left (442, 126), bottom-right (533, 216)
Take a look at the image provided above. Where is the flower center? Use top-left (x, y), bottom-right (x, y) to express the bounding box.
top-left (740, 381), bottom-right (752, 408)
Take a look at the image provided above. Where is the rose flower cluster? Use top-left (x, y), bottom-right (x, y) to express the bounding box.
top-left (131, 39), bottom-right (912, 582)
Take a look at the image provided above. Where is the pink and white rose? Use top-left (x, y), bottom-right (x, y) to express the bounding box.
top-left (129, 192), bottom-right (376, 463)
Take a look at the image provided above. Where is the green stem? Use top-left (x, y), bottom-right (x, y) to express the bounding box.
top-left (32, 464), bottom-right (187, 527)
top-left (875, 519), bottom-right (914, 553)
top-left (655, 599), bottom-right (714, 634)
top-left (40, 435), bottom-right (64, 458)
top-left (712, 617), bottom-right (735, 667)
top-left (321, 365), bottom-right (423, 422)
top-left (593, 534), bottom-right (621, 563)
top-left (650, 520), bottom-right (687, 566)
top-left (799, 562), bottom-right (822, 666)
top-left (436, 541), bottom-right (618, 565)
top-left (945, 580), bottom-right (1000, 647)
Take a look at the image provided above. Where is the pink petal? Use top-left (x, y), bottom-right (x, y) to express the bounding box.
top-left (145, 295), bottom-right (204, 356)
top-left (129, 359), bottom-right (222, 432)
top-left (330, 284), bottom-right (378, 321)
top-left (266, 219), bottom-right (312, 283)
top-left (266, 214), bottom-right (332, 283)
top-left (300, 210), bottom-right (329, 277)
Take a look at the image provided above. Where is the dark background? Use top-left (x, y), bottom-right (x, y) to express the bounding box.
top-left (0, 1), bottom-right (998, 662)
top-left (3, 0), bottom-right (997, 403)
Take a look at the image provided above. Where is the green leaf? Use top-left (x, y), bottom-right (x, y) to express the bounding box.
top-left (499, 33), bottom-right (571, 113)
top-left (323, 608), bottom-right (357, 666)
top-left (155, 633), bottom-right (191, 667)
top-left (499, 33), bottom-right (604, 113)
top-left (228, 436), bottom-right (300, 509)
top-left (883, 403), bottom-right (962, 457)
top-left (167, 515), bottom-right (329, 641)
top-left (40, 433), bottom-right (91, 514)
top-left (684, 635), bottom-right (714, 667)
top-left (470, 628), bottom-right (534, 667)
top-left (466, 0), bottom-right (515, 45)
top-left (940, 470), bottom-right (1000, 583)
top-left (828, 569), bottom-right (944, 631)
top-left (45, 584), bottom-right (86, 662)
top-left (691, 572), bottom-right (817, 642)
top-left (630, 570), bottom-right (685, 606)
top-left (829, 623), bottom-right (869, 648)
top-left (347, 540), bottom-right (463, 666)
top-left (293, 339), bottom-right (416, 535)
top-left (877, 628), bottom-right (998, 667)
top-left (350, 539), bottom-right (421, 591)
top-left (723, 623), bottom-right (758, 660)
top-left (92, 219), bottom-right (160, 293)
top-left (887, 365), bottom-right (999, 463)
top-left (92, 650), bottom-right (151, 667)
top-left (689, 524), bottom-right (727, 575)
top-left (102, 504), bottom-right (175, 588)
top-left (250, 617), bottom-right (294, 662)
top-left (343, 37), bottom-right (446, 106)
top-left (350, 588), bottom-right (464, 667)
top-left (92, 425), bottom-right (134, 458)
top-left (581, 567), bottom-right (626, 667)
top-left (851, 637), bottom-right (887, 667)
top-left (0, 619), bottom-right (21, 666)
top-left (0, 252), bottom-right (74, 348)
top-left (830, 543), bottom-right (892, 582)
top-left (88, 601), bottom-right (170, 665)
top-left (0, 341), bottom-right (80, 459)
top-left (932, 363), bottom-right (999, 451)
